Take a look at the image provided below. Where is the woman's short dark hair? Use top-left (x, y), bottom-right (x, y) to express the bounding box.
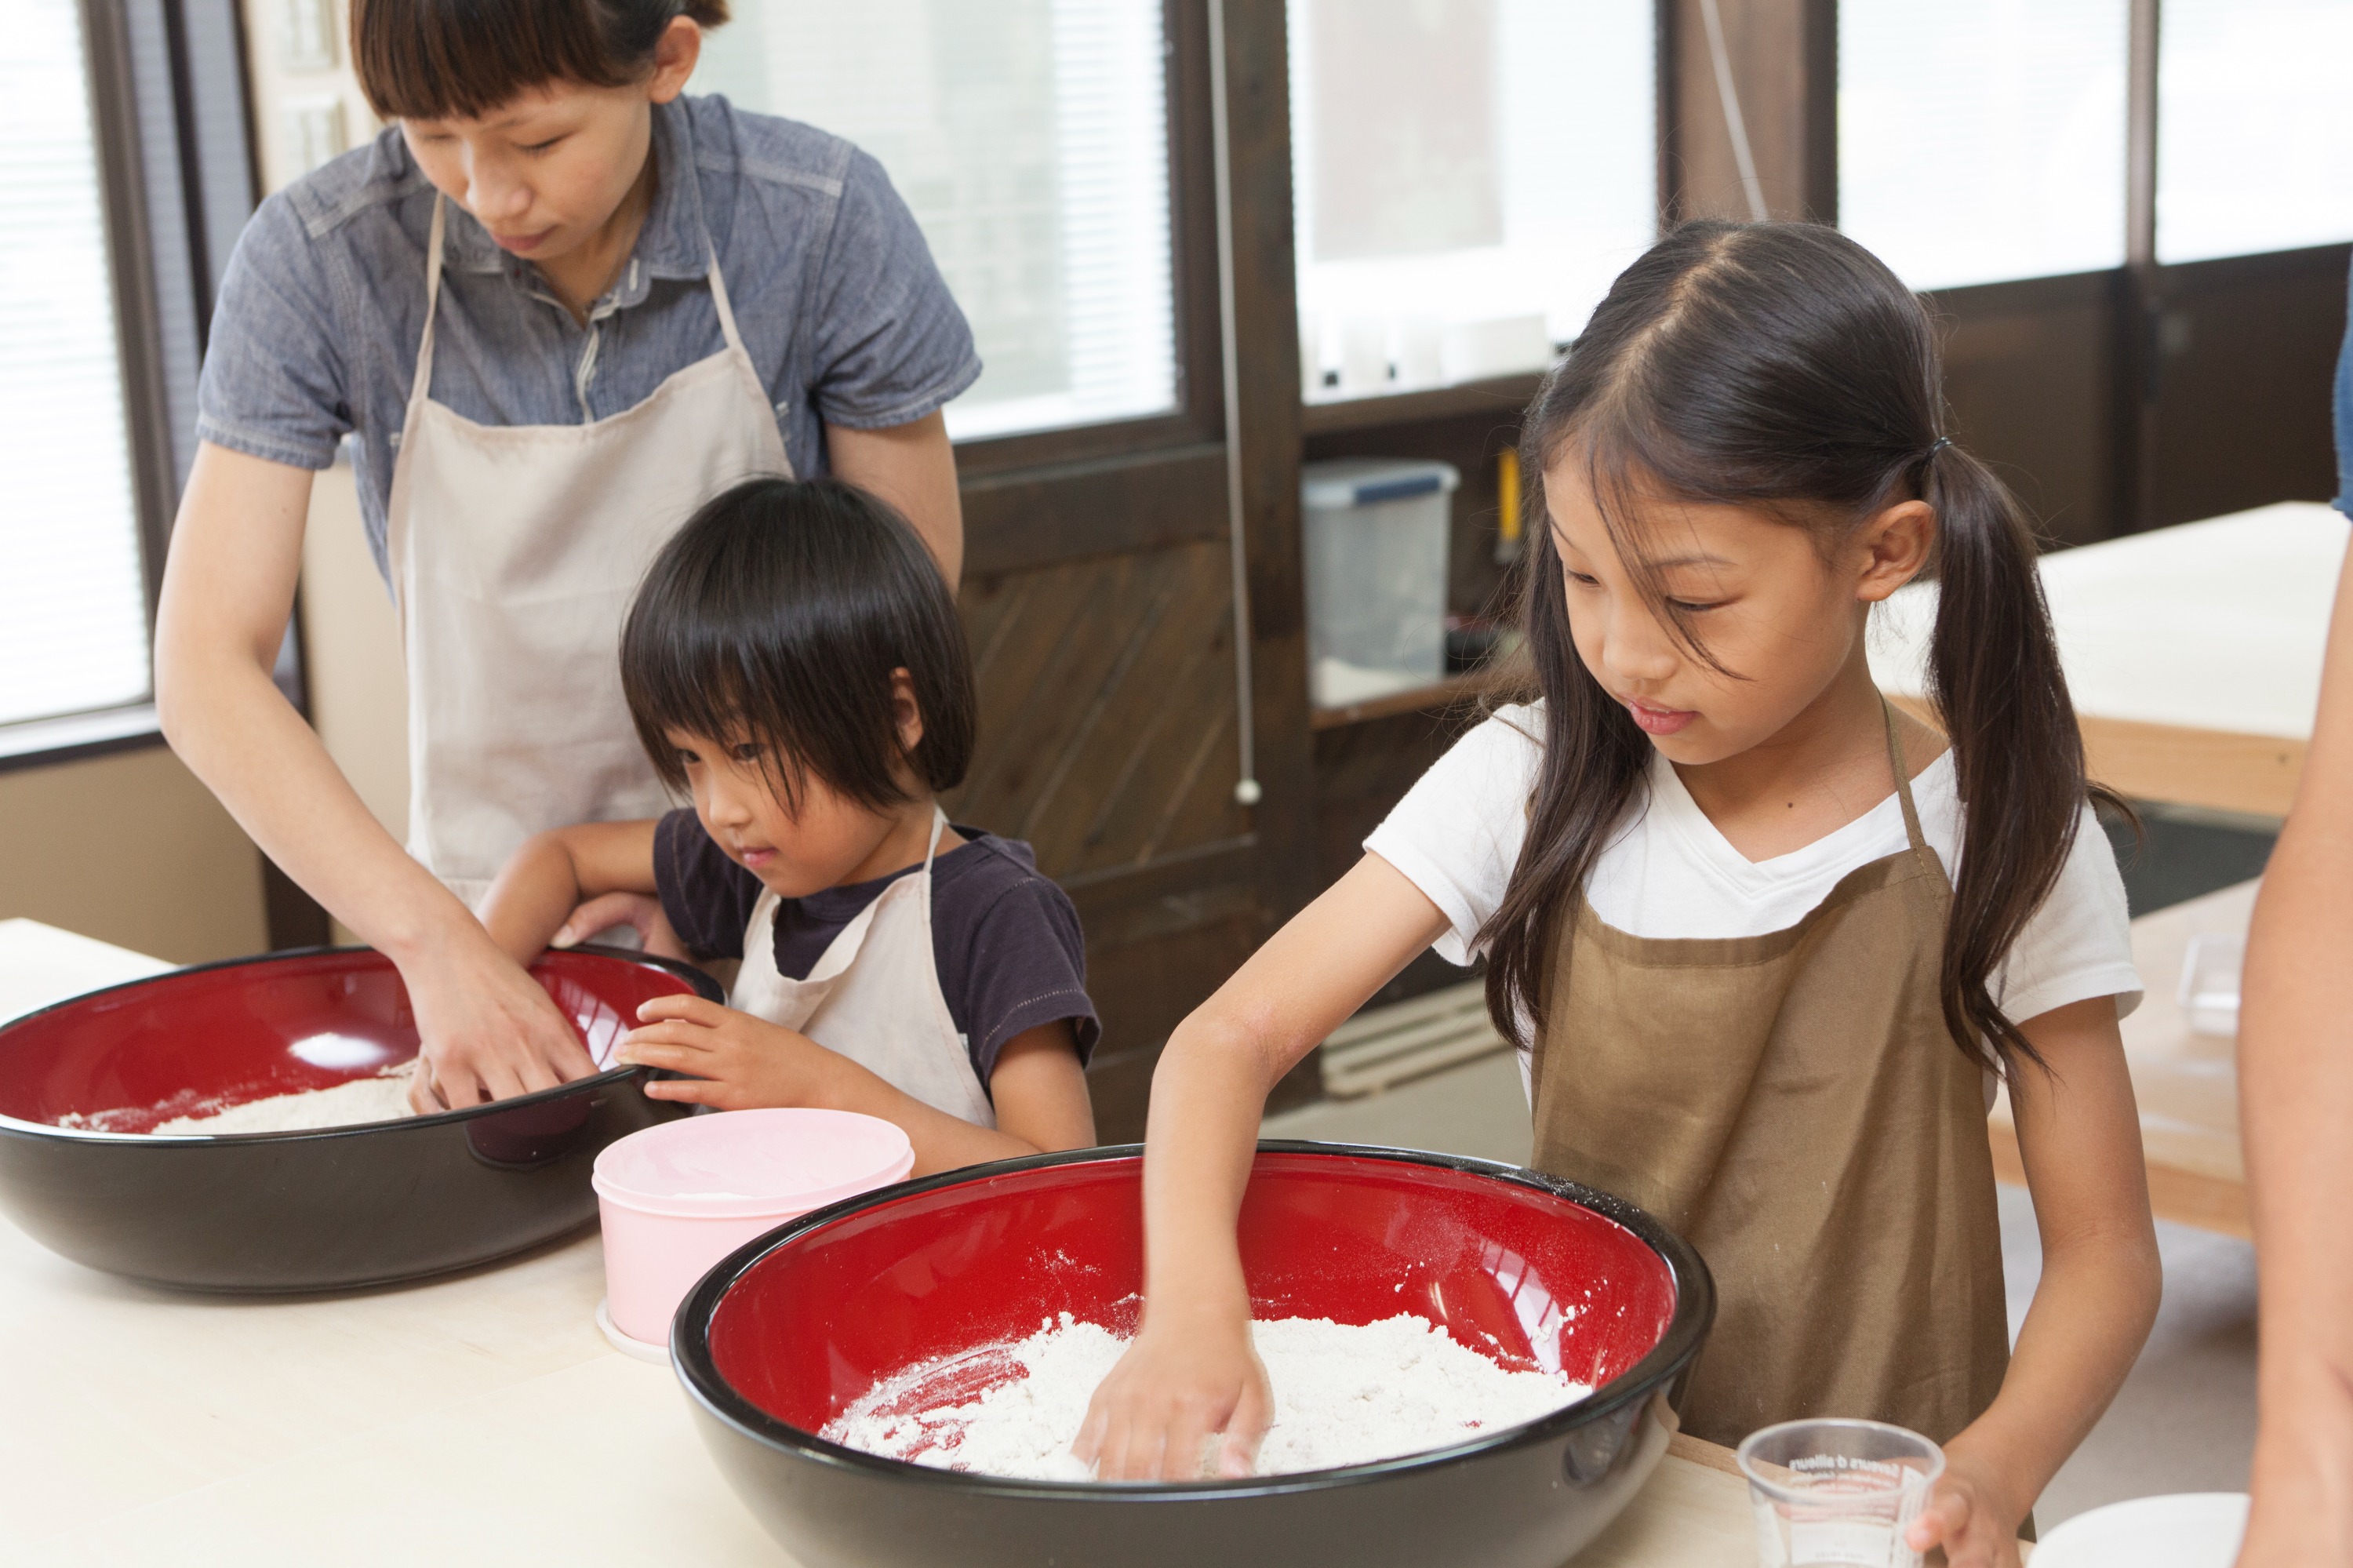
top-left (353, 0), bottom-right (728, 122)
top-left (620, 477), bottom-right (976, 813)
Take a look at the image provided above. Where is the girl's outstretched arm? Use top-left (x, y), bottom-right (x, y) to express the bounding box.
top-left (2237, 544), bottom-right (2353, 1567)
top-left (1909, 995), bottom-right (2161, 1568)
top-left (1073, 853), bottom-right (1451, 1482)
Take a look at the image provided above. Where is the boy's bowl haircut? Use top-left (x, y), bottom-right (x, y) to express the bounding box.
top-left (620, 476), bottom-right (976, 812)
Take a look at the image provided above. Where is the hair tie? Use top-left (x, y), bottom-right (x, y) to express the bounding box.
top-left (1927, 435), bottom-right (1953, 459)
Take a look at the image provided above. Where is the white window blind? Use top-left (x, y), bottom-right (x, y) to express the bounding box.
top-left (0, 0), bottom-right (154, 730)
top-left (2156, 0), bottom-right (2353, 265)
top-left (1840, 0), bottom-right (2128, 293)
top-left (1288, 0), bottom-right (1657, 402)
top-left (695, 0), bottom-right (1176, 442)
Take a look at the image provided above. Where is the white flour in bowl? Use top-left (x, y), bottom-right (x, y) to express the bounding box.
top-left (823, 1312), bottom-right (1591, 1481)
top-left (150, 1063), bottom-right (418, 1134)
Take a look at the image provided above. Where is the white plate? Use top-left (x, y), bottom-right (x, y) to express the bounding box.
top-left (2031, 1493), bottom-right (2249, 1568)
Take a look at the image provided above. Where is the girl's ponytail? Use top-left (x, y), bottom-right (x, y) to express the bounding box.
top-left (1921, 443), bottom-right (2114, 1075)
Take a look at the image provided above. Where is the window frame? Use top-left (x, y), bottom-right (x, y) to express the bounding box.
top-left (945, 0), bottom-right (1227, 483)
top-left (0, 0), bottom-right (260, 770)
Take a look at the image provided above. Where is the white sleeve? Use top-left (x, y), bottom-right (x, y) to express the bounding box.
top-left (1992, 803), bottom-right (2144, 1026)
top-left (1362, 706), bottom-right (1543, 966)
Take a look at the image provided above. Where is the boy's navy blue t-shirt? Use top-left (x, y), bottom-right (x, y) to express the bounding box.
top-left (652, 812), bottom-right (1100, 1093)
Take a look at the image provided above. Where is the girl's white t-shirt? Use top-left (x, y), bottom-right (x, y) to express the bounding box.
top-left (1365, 703), bottom-right (2142, 1030)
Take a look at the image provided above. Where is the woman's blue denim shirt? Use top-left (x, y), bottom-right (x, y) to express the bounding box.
top-left (196, 95), bottom-right (980, 582)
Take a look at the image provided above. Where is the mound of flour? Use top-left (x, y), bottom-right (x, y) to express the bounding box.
top-left (824, 1312), bottom-right (1589, 1480)
top-left (151, 1063), bottom-right (418, 1134)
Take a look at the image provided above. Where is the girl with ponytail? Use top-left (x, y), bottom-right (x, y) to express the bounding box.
top-left (1078, 223), bottom-right (2160, 1567)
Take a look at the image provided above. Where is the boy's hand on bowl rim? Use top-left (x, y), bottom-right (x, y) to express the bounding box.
top-left (1074, 1306), bottom-right (1271, 1482)
top-left (617, 995), bottom-right (838, 1111)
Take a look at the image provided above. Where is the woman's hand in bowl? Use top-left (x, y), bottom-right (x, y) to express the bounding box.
top-left (404, 933), bottom-right (597, 1111)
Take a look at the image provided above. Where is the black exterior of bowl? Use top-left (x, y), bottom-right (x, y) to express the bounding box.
top-left (0, 946), bottom-right (720, 1292)
top-left (673, 1142), bottom-right (1716, 1568)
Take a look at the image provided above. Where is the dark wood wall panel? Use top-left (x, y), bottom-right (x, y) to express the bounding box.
top-left (2149, 243), bottom-right (2349, 529)
top-left (951, 538), bottom-right (1249, 882)
top-left (1929, 272), bottom-right (2122, 548)
top-left (948, 537), bottom-right (1267, 1140)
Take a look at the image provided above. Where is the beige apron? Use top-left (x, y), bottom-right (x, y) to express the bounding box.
top-left (1529, 709), bottom-right (2009, 1449)
top-left (384, 195), bottom-right (793, 906)
top-left (727, 809), bottom-right (996, 1128)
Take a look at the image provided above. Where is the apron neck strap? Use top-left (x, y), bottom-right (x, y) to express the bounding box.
top-left (919, 804), bottom-right (949, 873)
top-left (704, 244), bottom-right (750, 358)
top-left (410, 194), bottom-right (449, 413)
top-left (1879, 699), bottom-right (1933, 863)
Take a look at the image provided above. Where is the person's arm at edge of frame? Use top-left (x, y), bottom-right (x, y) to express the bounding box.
top-left (1071, 853), bottom-right (1451, 1483)
top-left (2236, 541), bottom-right (2353, 1567)
top-left (154, 442), bottom-right (595, 1111)
top-left (827, 411), bottom-right (962, 585)
top-left (1908, 995), bottom-right (2162, 1568)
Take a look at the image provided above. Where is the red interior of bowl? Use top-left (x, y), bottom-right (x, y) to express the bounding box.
top-left (707, 1149), bottom-right (1678, 1438)
top-left (0, 950), bottom-right (696, 1132)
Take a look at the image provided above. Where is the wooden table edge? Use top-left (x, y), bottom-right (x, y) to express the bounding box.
top-left (1882, 693), bottom-right (2301, 820)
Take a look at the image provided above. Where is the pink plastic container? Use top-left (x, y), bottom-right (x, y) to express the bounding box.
top-left (591, 1108), bottom-right (914, 1351)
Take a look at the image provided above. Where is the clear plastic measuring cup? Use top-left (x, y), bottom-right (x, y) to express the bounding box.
top-left (1736, 1418), bottom-right (1943, 1568)
top-left (2177, 932), bottom-right (2246, 1037)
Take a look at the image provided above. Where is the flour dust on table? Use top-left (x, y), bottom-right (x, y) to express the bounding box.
top-left (60, 1063), bottom-right (420, 1133)
top-left (823, 1312), bottom-right (1592, 1480)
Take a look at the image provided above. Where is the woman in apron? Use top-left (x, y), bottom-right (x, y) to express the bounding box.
top-left (1075, 224), bottom-right (2161, 1568)
top-left (154, 0), bottom-right (978, 1110)
top-left (472, 477), bottom-right (1100, 1176)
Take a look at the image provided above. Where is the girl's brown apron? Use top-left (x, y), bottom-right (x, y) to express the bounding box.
top-left (1529, 710), bottom-right (2009, 1448)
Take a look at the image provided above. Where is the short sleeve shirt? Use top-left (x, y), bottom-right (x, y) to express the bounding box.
top-left (652, 810), bottom-right (1100, 1092)
top-left (197, 94), bottom-right (980, 580)
top-left (1366, 703), bottom-right (2143, 1030)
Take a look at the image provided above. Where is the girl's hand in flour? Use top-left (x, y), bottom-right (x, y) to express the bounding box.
top-left (1074, 1308), bottom-right (1271, 1481)
top-left (618, 995), bottom-right (840, 1110)
top-left (1904, 1448), bottom-right (2025, 1568)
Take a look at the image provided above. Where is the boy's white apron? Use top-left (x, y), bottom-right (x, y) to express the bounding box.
top-left (384, 194), bottom-right (792, 907)
top-left (727, 809), bottom-right (997, 1128)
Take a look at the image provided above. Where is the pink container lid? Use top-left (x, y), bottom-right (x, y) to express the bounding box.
top-left (591, 1108), bottom-right (913, 1221)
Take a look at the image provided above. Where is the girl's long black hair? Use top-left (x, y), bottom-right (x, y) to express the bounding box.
top-left (1480, 220), bottom-right (2121, 1078)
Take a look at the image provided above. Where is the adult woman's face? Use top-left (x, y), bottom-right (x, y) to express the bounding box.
top-left (396, 18), bottom-right (699, 266)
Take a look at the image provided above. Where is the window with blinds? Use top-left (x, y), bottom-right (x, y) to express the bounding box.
top-left (1839, 0), bottom-right (2128, 293)
top-left (1287, 0), bottom-right (1657, 401)
top-left (2157, 0), bottom-right (2353, 265)
top-left (694, 0), bottom-right (1177, 442)
top-left (0, 0), bottom-right (155, 733)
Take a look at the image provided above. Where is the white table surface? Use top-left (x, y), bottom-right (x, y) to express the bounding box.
top-left (1, 921), bottom-right (1760, 1567)
top-left (0, 919), bottom-right (173, 1028)
top-left (1869, 500), bottom-right (2346, 741)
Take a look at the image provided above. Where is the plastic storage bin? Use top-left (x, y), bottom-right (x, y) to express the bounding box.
top-left (591, 1108), bottom-right (914, 1359)
top-left (1302, 458), bottom-right (1460, 708)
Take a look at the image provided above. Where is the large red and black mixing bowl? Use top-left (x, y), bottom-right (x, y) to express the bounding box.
top-left (675, 1141), bottom-right (1714, 1568)
top-left (0, 945), bottom-right (719, 1290)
